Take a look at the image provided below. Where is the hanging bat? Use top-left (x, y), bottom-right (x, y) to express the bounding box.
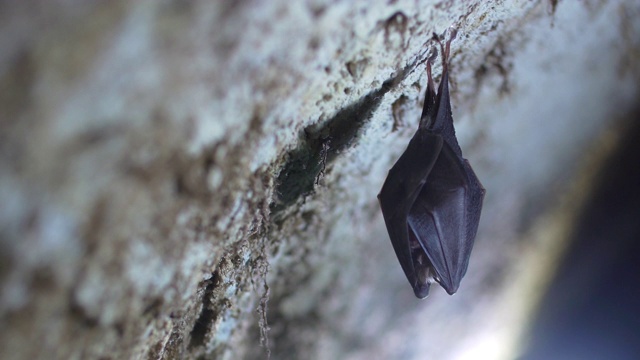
top-left (378, 30), bottom-right (485, 299)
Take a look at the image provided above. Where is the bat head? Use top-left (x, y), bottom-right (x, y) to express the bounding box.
top-left (409, 227), bottom-right (462, 298)
top-left (410, 248), bottom-right (433, 298)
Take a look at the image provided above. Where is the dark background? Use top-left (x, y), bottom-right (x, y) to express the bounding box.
top-left (522, 114), bottom-right (640, 360)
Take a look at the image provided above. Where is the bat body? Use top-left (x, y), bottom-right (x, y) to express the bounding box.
top-left (378, 31), bottom-right (485, 298)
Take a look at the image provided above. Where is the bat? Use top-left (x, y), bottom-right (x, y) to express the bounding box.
top-left (378, 30), bottom-right (485, 299)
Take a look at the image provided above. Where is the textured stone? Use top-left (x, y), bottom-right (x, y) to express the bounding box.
top-left (1, 1), bottom-right (639, 359)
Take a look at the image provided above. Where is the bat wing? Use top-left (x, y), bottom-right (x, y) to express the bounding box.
top-left (378, 131), bottom-right (443, 298)
top-left (407, 142), bottom-right (483, 295)
top-left (462, 158), bottom-right (485, 269)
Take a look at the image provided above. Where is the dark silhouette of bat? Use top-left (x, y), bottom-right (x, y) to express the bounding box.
top-left (378, 30), bottom-right (485, 299)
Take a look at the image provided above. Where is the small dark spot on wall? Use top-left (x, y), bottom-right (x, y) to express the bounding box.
top-left (69, 300), bottom-right (99, 328)
top-left (308, 37), bottom-right (320, 50)
top-left (474, 39), bottom-right (513, 98)
top-left (309, 4), bottom-right (326, 18)
top-left (143, 297), bottom-right (164, 317)
top-left (346, 59), bottom-right (369, 79)
top-left (391, 95), bottom-right (410, 132)
top-left (172, 150), bottom-right (217, 204)
top-left (382, 11), bottom-right (409, 49)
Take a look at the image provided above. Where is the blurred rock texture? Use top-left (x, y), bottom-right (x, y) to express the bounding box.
top-left (1, 1), bottom-right (639, 359)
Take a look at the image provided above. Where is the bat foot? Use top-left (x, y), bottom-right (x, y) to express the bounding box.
top-left (433, 27), bottom-right (458, 70)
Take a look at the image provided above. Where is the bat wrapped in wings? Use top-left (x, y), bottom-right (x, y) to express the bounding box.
top-left (378, 30), bottom-right (485, 299)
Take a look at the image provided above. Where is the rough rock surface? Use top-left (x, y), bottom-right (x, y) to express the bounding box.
top-left (1, 1), bottom-right (639, 359)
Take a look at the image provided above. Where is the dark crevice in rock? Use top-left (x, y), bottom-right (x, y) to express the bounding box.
top-left (188, 273), bottom-right (219, 349)
top-left (271, 59), bottom-right (421, 215)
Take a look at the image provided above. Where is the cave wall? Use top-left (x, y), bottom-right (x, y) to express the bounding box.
top-left (1, 1), bottom-right (639, 359)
